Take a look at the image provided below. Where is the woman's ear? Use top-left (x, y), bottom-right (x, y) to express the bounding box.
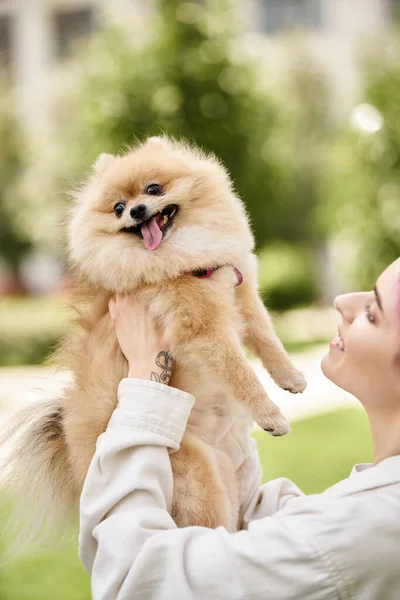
top-left (93, 153), bottom-right (115, 174)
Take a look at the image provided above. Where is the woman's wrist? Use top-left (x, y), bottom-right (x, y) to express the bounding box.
top-left (109, 295), bottom-right (174, 384)
top-left (128, 350), bottom-right (174, 385)
top-left (127, 367), bottom-right (153, 381)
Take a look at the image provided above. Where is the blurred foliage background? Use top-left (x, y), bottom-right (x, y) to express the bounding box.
top-left (1, 0), bottom-right (400, 322)
top-left (1, 0), bottom-right (399, 365)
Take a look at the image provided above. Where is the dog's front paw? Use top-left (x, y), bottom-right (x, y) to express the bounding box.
top-left (256, 410), bottom-right (291, 437)
top-left (273, 367), bottom-right (307, 394)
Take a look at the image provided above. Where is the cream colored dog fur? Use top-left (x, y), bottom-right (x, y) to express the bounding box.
top-left (2, 137), bottom-right (306, 537)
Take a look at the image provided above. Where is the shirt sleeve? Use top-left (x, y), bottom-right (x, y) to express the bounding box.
top-left (79, 378), bottom-right (340, 600)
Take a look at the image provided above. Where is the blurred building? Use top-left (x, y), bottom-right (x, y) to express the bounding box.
top-left (250, 0), bottom-right (394, 114)
top-left (0, 0), bottom-right (397, 134)
top-left (0, 0), bottom-right (148, 136)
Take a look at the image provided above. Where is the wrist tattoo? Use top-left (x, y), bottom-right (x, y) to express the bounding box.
top-left (150, 350), bottom-right (174, 383)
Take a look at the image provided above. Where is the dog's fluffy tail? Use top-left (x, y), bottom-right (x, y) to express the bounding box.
top-left (0, 400), bottom-right (78, 559)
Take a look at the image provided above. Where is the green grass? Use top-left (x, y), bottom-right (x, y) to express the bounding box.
top-left (255, 407), bottom-right (373, 494)
top-left (0, 408), bottom-right (372, 598)
top-left (0, 547), bottom-right (90, 600)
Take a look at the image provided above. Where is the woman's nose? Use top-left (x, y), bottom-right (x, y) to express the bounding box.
top-left (334, 294), bottom-right (356, 323)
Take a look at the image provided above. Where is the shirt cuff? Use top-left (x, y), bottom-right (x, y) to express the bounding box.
top-left (107, 378), bottom-right (195, 447)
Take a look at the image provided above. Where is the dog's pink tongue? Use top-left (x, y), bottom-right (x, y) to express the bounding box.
top-left (141, 215), bottom-right (164, 251)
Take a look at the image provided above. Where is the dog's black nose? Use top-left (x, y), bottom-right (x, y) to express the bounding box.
top-left (130, 204), bottom-right (148, 220)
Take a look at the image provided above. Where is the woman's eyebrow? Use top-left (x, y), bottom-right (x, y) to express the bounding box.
top-left (374, 285), bottom-right (384, 314)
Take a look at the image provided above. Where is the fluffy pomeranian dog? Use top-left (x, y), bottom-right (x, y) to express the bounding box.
top-left (1, 136), bottom-right (306, 537)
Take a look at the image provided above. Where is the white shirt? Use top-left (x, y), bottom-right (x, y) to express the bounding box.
top-left (79, 379), bottom-right (400, 600)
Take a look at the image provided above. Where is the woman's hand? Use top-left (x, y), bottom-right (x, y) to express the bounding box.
top-left (109, 294), bottom-right (173, 384)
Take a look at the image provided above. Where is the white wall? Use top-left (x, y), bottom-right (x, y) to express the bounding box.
top-left (11, 0), bottom-right (53, 137)
top-left (2, 0), bottom-right (145, 138)
top-left (322, 0), bottom-right (389, 112)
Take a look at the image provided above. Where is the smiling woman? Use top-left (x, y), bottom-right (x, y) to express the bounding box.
top-left (322, 258), bottom-right (400, 463)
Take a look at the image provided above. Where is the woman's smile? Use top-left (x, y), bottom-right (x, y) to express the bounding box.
top-left (330, 329), bottom-right (345, 352)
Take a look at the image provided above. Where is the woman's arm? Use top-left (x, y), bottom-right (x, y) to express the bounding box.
top-left (79, 295), bottom-right (339, 599)
top-left (79, 378), bottom-right (339, 600)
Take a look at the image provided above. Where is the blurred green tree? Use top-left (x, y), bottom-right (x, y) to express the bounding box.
top-left (0, 99), bottom-right (31, 269)
top-left (255, 38), bottom-right (334, 305)
top-left (60, 0), bottom-right (317, 248)
top-left (324, 30), bottom-right (400, 287)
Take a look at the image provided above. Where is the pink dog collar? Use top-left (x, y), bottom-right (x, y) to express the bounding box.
top-left (191, 265), bottom-right (243, 287)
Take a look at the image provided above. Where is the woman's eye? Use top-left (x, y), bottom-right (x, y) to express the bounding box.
top-left (365, 304), bottom-right (375, 324)
top-left (113, 202), bottom-right (125, 217)
top-left (145, 183), bottom-right (163, 196)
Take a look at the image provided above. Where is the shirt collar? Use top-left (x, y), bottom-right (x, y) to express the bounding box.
top-left (324, 454), bottom-right (400, 498)
top-left (350, 463), bottom-right (373, 477)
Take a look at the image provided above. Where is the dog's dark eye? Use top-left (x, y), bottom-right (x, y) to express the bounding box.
top-left (113, 202), bottom-right (125, 217)
top-left (145, 183), bottom-right (163, 196)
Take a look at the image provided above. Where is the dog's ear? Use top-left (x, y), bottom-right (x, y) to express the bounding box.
top-left (93, 153), bottom-right (115, 174)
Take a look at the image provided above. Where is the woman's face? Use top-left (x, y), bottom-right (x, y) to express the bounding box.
top-left (322, 258), bottom-right (400, 407)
